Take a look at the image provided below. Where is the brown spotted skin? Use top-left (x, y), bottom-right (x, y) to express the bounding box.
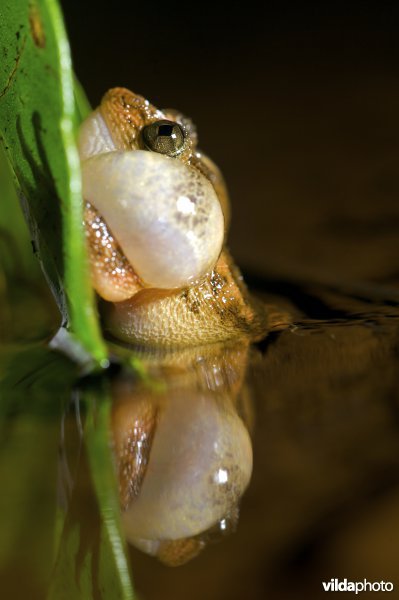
top-left (84, 87), bottom-right (270, 347)
top-left (103, 250), bottom-right (268, 347)
top-left (100, 88), bottom-right (194, 162)
top-left (100, 88), bottom-right (162, 150)
top-left (111, 383), bottom-right (159, 511)
top-left (84, 202), bottom-right (142, 302)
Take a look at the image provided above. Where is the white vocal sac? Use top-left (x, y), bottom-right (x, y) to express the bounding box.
top-left (81, 150), bottom-right (224, 290)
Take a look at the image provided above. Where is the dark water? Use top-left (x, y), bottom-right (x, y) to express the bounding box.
top-left (2, 274), bottom-right (399, 599)
top-left (125, 285), bottom-right (399, 600)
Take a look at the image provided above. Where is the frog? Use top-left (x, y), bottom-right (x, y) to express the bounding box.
top-left (78, 88), bottom-right (269, 347)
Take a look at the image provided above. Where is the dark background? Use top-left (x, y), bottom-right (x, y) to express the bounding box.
top-left (63, 0), bottom-right (399, 600)
top-left (62, 4), bottom-right (399, 598)
top-left (63, 1), bottom-right (399, 288)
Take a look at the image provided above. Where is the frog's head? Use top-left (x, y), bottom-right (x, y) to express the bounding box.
top-left (79, 88), bottom-right (228, 301)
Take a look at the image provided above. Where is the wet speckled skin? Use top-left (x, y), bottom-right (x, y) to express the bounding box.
top-left (104, 250), bottom-right (266, 346)
top-left (81, 88), bottom-right (268, 346)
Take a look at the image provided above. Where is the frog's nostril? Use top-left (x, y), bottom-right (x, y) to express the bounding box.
top-left (141, 119), bottom-right (186, 157)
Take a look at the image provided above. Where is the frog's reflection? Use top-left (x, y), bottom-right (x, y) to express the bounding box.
top-left (110, 341), bottom-right (254, 566)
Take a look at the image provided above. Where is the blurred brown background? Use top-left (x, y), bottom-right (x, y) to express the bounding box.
top-left (62, 3), bottom-right (399, 598)
top-left (64, 1), bottom-right (399, 286)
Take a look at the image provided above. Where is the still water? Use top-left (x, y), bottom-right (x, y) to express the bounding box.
top-left (1, 271), bottom-right (399, 600)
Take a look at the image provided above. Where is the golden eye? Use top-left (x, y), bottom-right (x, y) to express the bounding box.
top-left (141, 120), bottom-right (186, 157)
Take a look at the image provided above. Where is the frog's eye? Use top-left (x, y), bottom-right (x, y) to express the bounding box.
top-left (141, 120), bottom-right (186, 157)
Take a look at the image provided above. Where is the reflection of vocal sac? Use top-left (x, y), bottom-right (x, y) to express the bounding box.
top-left (111, 341), bottom-right (254, 566)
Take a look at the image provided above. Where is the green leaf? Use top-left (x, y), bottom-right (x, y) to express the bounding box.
top-left (0, 0), bottom-right (107, 366)
top-left (0, 5), bottom-right (140, 592)
top-left (0, 144), bottom-right (39, 278)
top-left (0, 345), bottom-right (137, 599)
top-left (48, 378), bottom-right (137, 600)
top-left (84, 380), bottom-right (136, 600)
top-left (73, 75), bottom-right (91, 123)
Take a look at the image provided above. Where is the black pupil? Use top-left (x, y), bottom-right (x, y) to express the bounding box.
top-left (141, 120), bottom-right (185, 156)
top-left (158, 124), bottom-right (174, 137)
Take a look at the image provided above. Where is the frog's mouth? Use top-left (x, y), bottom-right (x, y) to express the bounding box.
top-left (82, 150), bottom-right (225, 302)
